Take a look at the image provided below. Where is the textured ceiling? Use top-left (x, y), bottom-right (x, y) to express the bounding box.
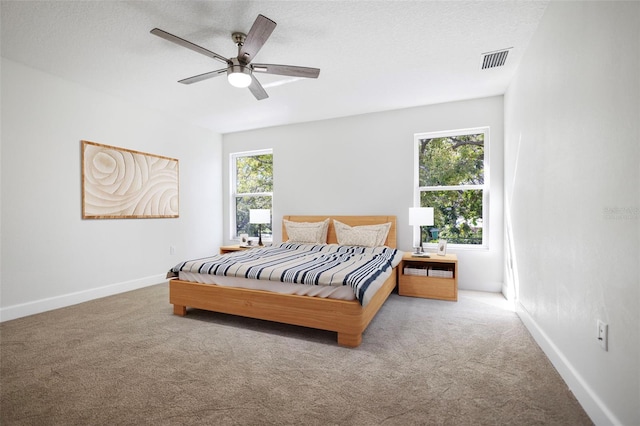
top-left (1, 1), bottom-right (548, 134)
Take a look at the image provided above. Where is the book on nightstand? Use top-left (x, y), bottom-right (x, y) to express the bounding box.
top-left (428, 268), bottom-right (454, 278)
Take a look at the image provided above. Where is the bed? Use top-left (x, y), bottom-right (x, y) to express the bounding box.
top-left (168, 215), bottom-right (400, 347)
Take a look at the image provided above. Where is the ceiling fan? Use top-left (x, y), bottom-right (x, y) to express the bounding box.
top-left (151, 14), bottom-right (320, 100)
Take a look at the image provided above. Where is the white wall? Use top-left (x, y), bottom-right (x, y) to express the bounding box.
top-left (504, 2), bottom-right (639, 425)
top-left (0, 58), bottom-right (223, 321)
top-left (223, 96), bottom-right (504, 292)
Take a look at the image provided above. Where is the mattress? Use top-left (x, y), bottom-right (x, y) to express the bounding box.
top-left (170, 243), bottom-right (403, 306)
top-left (178, 271), bottom-right (358, 300)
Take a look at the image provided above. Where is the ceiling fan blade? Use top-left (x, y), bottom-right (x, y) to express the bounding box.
top-left (238, 15), bottom-right (276, 65)
top-left (151, 28), bottom-right (228, 65)
top-left (178, 68), bottom-right (227, 85)
top-left (248, 74), bottom-right (269, 100)
top-left (252, 63), bottom-right (320, 79)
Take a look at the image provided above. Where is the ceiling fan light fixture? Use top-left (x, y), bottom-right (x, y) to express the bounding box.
top-left (228, 72), bottom-right (251, 88)
top-left (227, 64), bottom-right (252, 88)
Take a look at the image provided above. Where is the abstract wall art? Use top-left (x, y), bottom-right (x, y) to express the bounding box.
top-left (81, 140), bottom-right (179, 219)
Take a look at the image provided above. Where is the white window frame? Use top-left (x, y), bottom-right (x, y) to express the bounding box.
top-left (230, 149), bottom-right (273, 241)
top-left (413, 127), bottom-right (490, 250)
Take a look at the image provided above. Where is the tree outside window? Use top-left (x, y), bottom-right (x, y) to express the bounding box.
top-left (415, 128), bottom-right (488, 246)
top-left (231, 150), bottom-right (273, 240)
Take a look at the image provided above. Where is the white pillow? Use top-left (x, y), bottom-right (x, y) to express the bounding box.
top-left (333, 220), bottom-right (391, 247)
top-left (284, 218), bottom-right (329, 244)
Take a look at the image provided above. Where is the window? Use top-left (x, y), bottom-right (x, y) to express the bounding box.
top-left (414, 127), bottom-right (488, 247)
top-left (231, 150), bottom-right (273, 240)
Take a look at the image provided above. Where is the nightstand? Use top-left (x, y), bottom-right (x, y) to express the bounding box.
top-left (398, 252), bottom-right (458, 301)
top-left (219, 245), bottom-right (254, 254)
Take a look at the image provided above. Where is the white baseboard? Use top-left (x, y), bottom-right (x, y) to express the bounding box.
top-left (501, 282), bottom-right (512, 301)
top-left (0, 274), bottom-right (166, 322)
top-left (516, 302), bottom-right (620, 426)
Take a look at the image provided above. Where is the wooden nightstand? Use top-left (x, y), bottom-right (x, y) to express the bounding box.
top-left (398, 252), bottom-right (458, 301)
top-left (219, 245), bottom-right (254, 254)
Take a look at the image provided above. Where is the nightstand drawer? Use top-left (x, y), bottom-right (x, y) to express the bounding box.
top-left (398, 275), bottom-right (456, 300)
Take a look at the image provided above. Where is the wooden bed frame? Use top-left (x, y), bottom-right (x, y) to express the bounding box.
top-left (169, 215), bottom-right (397, 347)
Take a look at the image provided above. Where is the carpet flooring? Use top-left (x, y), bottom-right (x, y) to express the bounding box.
top-left (0, 284), bottom-right (592, 425)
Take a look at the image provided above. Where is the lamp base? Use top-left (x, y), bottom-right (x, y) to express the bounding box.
top-left (412, 243), bottom-right (429, 257)
top-left (412, 252), bottom-right (430, 258)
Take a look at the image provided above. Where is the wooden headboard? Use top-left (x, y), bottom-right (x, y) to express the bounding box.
top-left (281, 215), bottom-right (397, 248)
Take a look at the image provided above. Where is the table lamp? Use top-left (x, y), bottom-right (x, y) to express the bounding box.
top-left (409, 207), bottom-right (434, 257)
top-left (249, 209), bottom-right (271, 246)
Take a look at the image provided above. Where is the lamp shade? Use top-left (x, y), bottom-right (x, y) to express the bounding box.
top-left (249, 209), bottom-right (271, 224)
top-left (409, 207), bottom-right (434, 226)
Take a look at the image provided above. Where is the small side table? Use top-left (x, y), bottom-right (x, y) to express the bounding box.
top-left (398, 252), bottom-right (458, 301)
top-left (219, 245), bottom-right (254, 255)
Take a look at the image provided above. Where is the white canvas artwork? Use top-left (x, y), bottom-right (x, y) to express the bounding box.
top-left (82, 140), bottom-right (179, 219)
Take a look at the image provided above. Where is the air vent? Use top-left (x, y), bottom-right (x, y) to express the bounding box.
top-left (480, 48), bottom-right (512, 70)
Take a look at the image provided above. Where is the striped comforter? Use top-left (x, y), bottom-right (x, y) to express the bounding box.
top-left (169, 243), bottom-right (403, 305)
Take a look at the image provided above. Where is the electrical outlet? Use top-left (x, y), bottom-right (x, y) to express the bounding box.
top-left (169, 245), bottom-right (175, 255)
top-left (597, 320), bottom-right (608, 351)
